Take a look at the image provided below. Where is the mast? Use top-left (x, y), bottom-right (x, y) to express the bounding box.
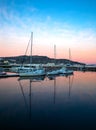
top-left (69, 48), bottom-right (71, 65)
top-left (30, 32), bottom-right (33, 66)
top-left (54, 44), bottom-right (56, 64)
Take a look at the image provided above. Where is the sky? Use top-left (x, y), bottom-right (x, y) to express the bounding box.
top-left (0, 0), bottom-right (96, 64)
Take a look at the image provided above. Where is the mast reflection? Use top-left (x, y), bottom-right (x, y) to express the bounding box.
top-left (68, 74), bottom-right (74, 98)
top-left (48, 73), bottom-right (74, 103)
top-left (18, 76), bottom-right (46, 120)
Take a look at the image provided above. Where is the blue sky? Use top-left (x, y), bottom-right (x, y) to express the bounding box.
top-left (1, 0), bottom-right (96, 28)
top-left (0, 0), bottom-right (96, 63)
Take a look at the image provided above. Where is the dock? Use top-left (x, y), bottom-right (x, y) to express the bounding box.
top-left (66, 65), bottom-right (96, 71)
top-left (0, 64), bottom-right (96, 79)
top-left (0, 73), bottom-right (19, 78)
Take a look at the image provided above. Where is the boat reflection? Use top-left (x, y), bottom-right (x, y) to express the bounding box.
top-left (18, 75), bottom-right (46, 120)
top-left (47, 73), bottom-right (74, 80)
top-left (17, 73), bottom-right (74, 120)
top-left (47, 73), bottom-right (74, 104)
top-left (18, 75), bottom-right (46, 82)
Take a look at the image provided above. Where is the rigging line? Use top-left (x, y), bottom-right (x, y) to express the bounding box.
top-left (21, 38), bottom-right (31, 65)
top-left (25, 38), bottom-right (31, 55)
top-left (18, 80), bottom-right (29, 111)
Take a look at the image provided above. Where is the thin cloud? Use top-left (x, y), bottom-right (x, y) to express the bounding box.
top-left (28, 7), bottom-right (38, 12)
top-left (46, 15), bottom-right (51, 21)
top-left (0, 6), bottom-right (96, 63)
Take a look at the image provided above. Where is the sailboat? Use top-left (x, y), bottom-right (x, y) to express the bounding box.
top-left (0, 67), bottom-right (6, 76)
top-left (19, 32), bottom-right (45, 77)
top-left (47, 44), bottom-right (60, 75)
top-left (58, 48), bottom-right (74, 75)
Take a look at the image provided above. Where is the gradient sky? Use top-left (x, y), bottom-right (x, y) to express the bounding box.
top-left (0, 0), bottom-right (96, 64)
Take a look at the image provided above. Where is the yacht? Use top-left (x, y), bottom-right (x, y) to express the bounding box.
top-left (19, 32), bottom-right (45, 77)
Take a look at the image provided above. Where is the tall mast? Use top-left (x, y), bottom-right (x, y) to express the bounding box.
top-left (30, 32), bottom-right (33, 65)
top-left (54, 44), bottom-right (56, 64)
top-left (69, 48), bottom-right (71, 65)
top-left (54, 44), bottom-right (56, 59)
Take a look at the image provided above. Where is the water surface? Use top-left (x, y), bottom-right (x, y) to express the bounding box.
top-left (0, 71), bottom-right (96, 129)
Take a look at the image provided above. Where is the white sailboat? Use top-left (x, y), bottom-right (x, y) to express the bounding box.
top-left (19, 32), bottom-right (45, 77)
top-left (47, 46), bottom-right (73, 75)
top-left (0, 67), bottom-right (6, 76)
top-left (47, 44), bottom-right (60, 75)
top-left (58, 67), bottom-right (73, 74)
top-left (47, 69), bottom-right (60, 75)
top-left (58, 48), bottom-right (74, 75)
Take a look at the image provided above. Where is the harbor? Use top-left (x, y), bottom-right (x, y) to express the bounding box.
top-left (0, 64), bottom-right (96, 79)
top-left (0, 31), bottom-right (95, 78)
top-left (1, 0), bottom-right (96, 129)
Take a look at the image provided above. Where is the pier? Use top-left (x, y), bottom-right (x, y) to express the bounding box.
top-left (67, 65), bottom-right (96, 71)
top-left (0, 73), bottom-right (19, 78)
top-left (1, 64), bottom-right (96, 72)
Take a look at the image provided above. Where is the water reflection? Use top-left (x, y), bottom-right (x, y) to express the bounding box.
top-left (0, 72), bottom-right (96, 129)
top-left (18, 75), bottom-right (46, 82)
top-left (68, 74), bottom-right (74, 98)
top-left (17, 74), bottom-right (74, 121)
top-left (18, 75), bottom-right (46, 120)
top-left (47, 74), bottom-right (74, 104)
top-left (47, 73), bottom-right (73, 80)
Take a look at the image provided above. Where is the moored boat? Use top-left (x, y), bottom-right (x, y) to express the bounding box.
top-left (19, 32), bottom-right (45, 77)
top-left (58, 67), bottom-right (73, 74)
top-left (0, 68), bottom-right (6, 76)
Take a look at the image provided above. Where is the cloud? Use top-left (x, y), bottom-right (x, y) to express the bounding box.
top-left (1, 8), bottom-right (96, 46)
top-left (28, 7), bottom-right (38, 12)
top-left (0, 4), bottom-right (96, 63)
top-left (46, 15), bottom-right (51, 21)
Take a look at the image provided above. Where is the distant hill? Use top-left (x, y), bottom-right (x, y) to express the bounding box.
top-left (1, 55), bottom-right (85, 65)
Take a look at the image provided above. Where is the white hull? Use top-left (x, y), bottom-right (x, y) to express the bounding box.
top-left (10, 66), bottom-right (31, 73)
top-left (59, 70), bottom-right (73, 74)
top-left (47, 70), bottom-right (60, 75)
top-left (58, 67), bottom-right (73, 74)
top-left (0, 68), bottom-right (6, 76)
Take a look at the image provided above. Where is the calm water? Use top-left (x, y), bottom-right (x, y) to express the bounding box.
top-left (0, 71), bottom-right (96, 130)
